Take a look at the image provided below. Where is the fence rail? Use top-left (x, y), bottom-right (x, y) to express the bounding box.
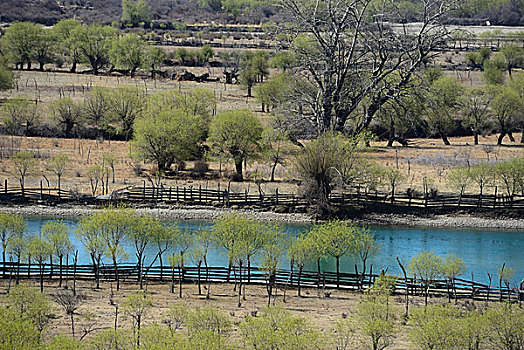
top-left (1, 262), bottom-right (522, 303)
top-left (1, 180), bottom-right (523, 212)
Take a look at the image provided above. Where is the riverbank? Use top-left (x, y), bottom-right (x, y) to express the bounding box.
top-left (0, 203), bottom-right (523, 229)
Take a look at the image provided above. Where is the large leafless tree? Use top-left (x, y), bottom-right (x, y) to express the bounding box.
top-left (277, 0), bottom-right (456, 134)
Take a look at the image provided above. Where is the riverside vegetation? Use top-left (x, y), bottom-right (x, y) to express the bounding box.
top-left (0, 209), bottom-right (523, 349)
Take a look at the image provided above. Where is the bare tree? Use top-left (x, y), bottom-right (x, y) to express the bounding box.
top-left (276, 0), bottom-right (456, 134)
top-left (54, 290), bottom-right (85, 339)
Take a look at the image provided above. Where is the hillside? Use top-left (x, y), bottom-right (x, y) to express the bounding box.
top-left (0, 0), bottom-right (276, 26)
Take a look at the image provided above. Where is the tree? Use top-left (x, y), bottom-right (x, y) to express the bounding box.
top-left (377, 92), bottom-right (422, 147)
top-left (77, 216), bottom-right (106, 289)
top-left (121, 291), bottom-right (153, 348)
top-left (1, 98), bottom-right (40, 136)
top-left (168, 231), bottom-right (192, 298)
top-left (501, 44), bottom-right (524, 78)
top-left (261, 127), bottom-right (295, 182)
top-left (50, 98), bottom-right (83, 138)
top-left (83, 86), bottom-right (110, 133)
top-left (121, 0), bottom-right (152, 26)
top-left (424, 76), bottom-right (463, 145)
top-left (11, 151), bottom-right (36, 196)
top-left (447, 166), bottom-right (471, 207)
top-left (106, 86), bottom-right (145, 140)
top-left (81, 208), bottom-right (133, 290)
top-left (53, 290), bottom-right (85, 339)
top-left (42, 220), bottom-right (73, 287)
top-left (410, 305), bottom-right (464, 350)
top-left (483, 53), bottom-right (507, 85)
top-left (145, 47), bottom-right (166, 79)
top-left (32, 26), bottom-right (55, 71)
top-left (469, 162), bottom-right (493, 205)
top-left (208, 109), bottom-right (263, 180)
top-left (354, 228), bottom-right (380, 286)
top-left (45, 154), bottom-right (69, 192)
top-left (310, 221), bottom-right (356, 289)
top-left (0, 306), bottom-right (41, 349)
top-left (288, 235), bottom-right (314, 297)
top-left (356, 281), bottom-right (396, 350)
top-left (294, 131), bottom-right (368, 209)
top-left (442, 254), bottom-right (466, 303)
top-left (7, 284), bottom-right (53, 335)
top-left (27, 234), bottom-right (52, 292)
top-left (276, 0), bottom-right (454, 133)
top-left (0, 57), bottom-right (14, 91)
top-left (0, 213), bottom-right (25, 274)
top-left (408, 250), bottom-right (444, 305)
top-left (109, 34), bottom-right (146, 77)
top-left (75, 23), bottom-right (117, 75)
top-left (255, 73), bottom-right (293, 112)
top-left (132, 107), bottom-right (204, 173)
top-left (240, 306), bottom-right (324, 350)
top-left (491, 87), bottom-right (523, 145)
top-left (485, 303), bottom-right (524, 350)
top-left (128, 215), bottom-right (160, 289)
top-left (461, 86), bottom-right (493, 145)
top-left (52, 19), bottom-right (83, 73)
top-left (1, 22), bottom-right (40, 70)
top-left (493, 159), bottom-right (524, 202)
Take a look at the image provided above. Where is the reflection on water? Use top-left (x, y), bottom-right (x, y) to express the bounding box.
top-left (25, 218), bottom-right (524, 285)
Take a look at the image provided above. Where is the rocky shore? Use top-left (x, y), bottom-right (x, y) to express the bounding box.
top-left (0, 204), bottom-right (523, 230)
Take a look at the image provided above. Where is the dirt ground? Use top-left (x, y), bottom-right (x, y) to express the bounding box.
top-left (0, 70), bottom-right (522, 198)
top-left (0, 278), bottom-right (433, 349)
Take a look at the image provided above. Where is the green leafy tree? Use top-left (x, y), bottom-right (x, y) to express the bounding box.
top-left (447, 166), bottom-right (471, 207)
top-left (121, 0), bottom-right (152, 26)
top-left (0, 98), bottom-right (39, 136)
top-left (309, 220), bottom-right (356, 289)
top-left (424, 76), bottom-right (463, 145)
top-left (41, 220), bottom-right (73, 287)
top-left (208, 109), bottom-right (263, 180)
top-left (83, 86), bottom-right (110, 133)
top-left (74, 23), bottom-right (118, 75)
top-left (461, 86), bottom-right (493, 145)
top-left (77, 216), bottom-right (106, 289)
top-left (501, 44), bottom-right (524, 78)
top-left (261, 127), bottom-right (295, 182)
top-left (442, 254), bottom-right (466, 303)
top-left (0, 57), bottom-right (14, 90)
top-left (410, 305), bottom-right (464, 350)
top-left (121, 291), bottom-right (153, 348)
top-left (106, 86), bottom-right (145, 140)
top-left (294, 131), bottom-right (368, 209)
top-left (52, 19), bottom-right (83, 73)
top-left (11, 151), bottom-right (37, 196)
top-left (240, 306), bottom-right (324, 350)
top-left (50, 97), bottom-right (84, 138)
top-left (128, 215), bottom-right (162, 289)
top-left (132, 107), bottom-right (204, 172)
top-left (33, 26), bottom-right (55, 71)
top-left (168, 231), bottom-right (193, 298)
top-left (354, 228), bottom-right (380, 285)
top-left (408, 250), bottom-right (444, 305)
top-left (7, 284), bottom-right (54, 335)
top-left (493, 159), bottom-right (524, 201)
top-left (255, 73), bottom-right (293, 112)
top-left (288, 235), bottom-right (315, 297)
top-left (1, 22), bottom-right (40, 70)
top-left (483, 53), bottom-right (508, 85)
top-left (109, 34), bottom-right (146, 77)
top-left (491, 87), bottom-right (523, 145)
top-left (0, 306), bottom-right (41, 349)
top-left (45, 154), bottom-right (69, 191)
top-left (80, 208), bottom-right (133, 290)
top-left (145, 46), bottom-right (166, 79)
top-left (485, 303), bottom-right (524, 350)
top-left (27, 234), bottom-right (53, 292)
top-left (0, 213), bottom-right (25, 273)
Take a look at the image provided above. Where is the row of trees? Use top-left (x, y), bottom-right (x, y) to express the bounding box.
top-left (0, 20), bottom-right (165, 76)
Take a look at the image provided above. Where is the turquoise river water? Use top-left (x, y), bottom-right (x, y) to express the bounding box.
top-left (24, 217), bottom-right (524, 286)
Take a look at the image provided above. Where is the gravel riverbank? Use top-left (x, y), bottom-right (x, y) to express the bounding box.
top-left (0, 204), bottom-right (523, 229)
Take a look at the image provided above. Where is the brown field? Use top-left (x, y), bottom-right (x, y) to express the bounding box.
top-left (1, 278), bottom-right (453, 349)
top-left (0, 69), bottom-right (522, 198)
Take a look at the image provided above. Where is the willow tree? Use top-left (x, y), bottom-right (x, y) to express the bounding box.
top-left (42, 220), bottom-right (73, 287)
top-left (0, 213), bottom-right (25, 274)
top-left (276, 0), bottom-right (455, 134)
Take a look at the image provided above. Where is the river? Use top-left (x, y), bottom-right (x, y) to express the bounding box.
top-left (24, 217), bottom-right (524, 286)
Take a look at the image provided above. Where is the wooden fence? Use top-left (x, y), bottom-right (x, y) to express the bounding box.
top-left (1, 180), bottom-right (523, 212)
top-left (0, 262), bottom-right (521, 303)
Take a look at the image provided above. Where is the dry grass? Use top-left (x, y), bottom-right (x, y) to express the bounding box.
top-left (0, 279), bottom-right (433, 349)
top-left (0, 70), bottom-right (522, 197)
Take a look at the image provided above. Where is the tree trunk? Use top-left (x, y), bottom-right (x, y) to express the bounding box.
top-left (197, 263), bottom-right (202, 295)
top-left (70, 59), bottom-right (77, 73)
top-left (238, 261), bottom-right (242, 308)
top-left (497, 132), bottom-right (506, 145)
top-left (336, 256), bottom-right (340, 290)
top-left (40, 264), bottom-right (44, 292)
top-left (234, 159), bottom-right (243, 180)
top-left (508, 132), bottom-right (515, 142)
top-left (70, 313), bottom-right (75, 339)
top-left (473, 132), bottom-right (479, 145)
top-left (441, 133), bottom-right (451, 146)
top-left (520, 131), bottom-right (524, 144)
top-left (113, 256), bottom-right (120, 291)
top-left (270, 159), bottom-right (278, 182)
top-left (59, 255), bottom-right (63, 287)
top-left (298, 266), bottom-right (302, 297)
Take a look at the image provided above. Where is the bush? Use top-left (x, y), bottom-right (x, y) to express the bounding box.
top-left (193, 160), bottom-right (209, 177)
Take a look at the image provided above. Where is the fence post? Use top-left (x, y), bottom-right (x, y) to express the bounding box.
top-left (176, 186), bottom-right (179, 203)
top-left (199, 185), bottom-right (202, 203)
top-left (4, 179), bottom-right (7, 195)
top-left (169, 187), bottom-right (172, 201)
top-left (40, 181), bottom-right (43, 200)
top-left (275, 188), bottom-right (279, 205)
top-left (142, 180), bottom-right (146, 200)
top-left (493, 186), bottom-right (498, 208)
